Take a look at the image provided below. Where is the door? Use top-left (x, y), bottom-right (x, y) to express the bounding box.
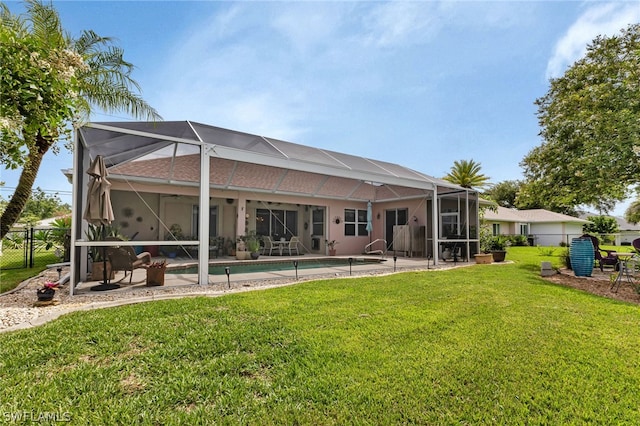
top-left (311, 208), bottom-right (324, 251)
top-left (385, 208), bottom-right (408, 250)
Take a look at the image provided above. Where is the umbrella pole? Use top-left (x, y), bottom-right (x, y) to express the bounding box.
top-left (102, 224), bottom-right (109, 285)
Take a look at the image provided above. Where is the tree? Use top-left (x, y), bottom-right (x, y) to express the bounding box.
top-left (625, 199), bottom-right (640, 225)
top-left (520, 23), bottom-right (640, 214)
top-left (0, 1), bottom-right (161, 239)
top-left (583, 215), bottom-right (619, 235)
top-left (19, 187), bottom-right (70, 224)
top-left (443, 159), bottom-right (490, 189)
top-left (482, 180), bottom-right (521, 208)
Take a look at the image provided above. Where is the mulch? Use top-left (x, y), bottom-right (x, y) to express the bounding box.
top-left (543, 268), bottom-right (640, 305)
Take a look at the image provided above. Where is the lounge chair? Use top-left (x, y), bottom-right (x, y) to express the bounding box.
top-left (581, 234), bottom-right (618, 271)
top-left (106, 241), bottom-right (152, 283)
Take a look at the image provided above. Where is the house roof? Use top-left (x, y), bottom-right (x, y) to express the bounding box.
top-left (579, 213), bottom-right (640, 231)
top-left (484, 206), bottom-right (590, 224)
top-left (77, 121), bottom-right (472, 202)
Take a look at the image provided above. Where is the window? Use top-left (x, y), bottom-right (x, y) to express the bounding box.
top-left (192, 205), bottom-right (218, 238)
top-left (256, 209), bottom-right (298, 239)
top-left (520, 224), bottom-right (529, 235)
top-left (344, 208), bottom-right (369, 236)
top-left (492, 223), bottom-right (500, 236)
top-left (441, 212), bottom-right (459, 238)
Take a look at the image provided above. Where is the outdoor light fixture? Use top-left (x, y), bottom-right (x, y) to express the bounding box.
top-left (393, 254), bottom-right (397, 272)
top-left (225, 267), bottom-right (231, 289)
top-left (57, 267), bottom-right (62, 281)
top-left (348, 257), bottom-right (353, 276)
top-left (293, 260), bottom-right (299, 280)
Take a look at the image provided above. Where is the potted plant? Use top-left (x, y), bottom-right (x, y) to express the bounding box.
top-left (224, 237), bottom-right (235, 256)
top-left (474, 226), bottom-right (494, 264)
top-left (236, 235), bottom-right (249, 260)
top-left (489, 235), bottom-right (508, 262)
top-left (326, 239), bottom-right (338, 256)
top-left (245, 231), bottom-right (261, 259)
top-left (86, 224), bottom-right (120, 280)
top-left (36, 281), bottom-right (58, 302)
top-left (146, 260), bottom-right (167, 286)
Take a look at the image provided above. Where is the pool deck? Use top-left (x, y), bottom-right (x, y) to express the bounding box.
top-left (74, 254), bottom-right (470, 296)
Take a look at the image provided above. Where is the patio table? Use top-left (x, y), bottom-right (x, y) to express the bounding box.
top-left (272, 239), bottom-right (288, 256)
top-left (610, 253), bottom-right (636, 293)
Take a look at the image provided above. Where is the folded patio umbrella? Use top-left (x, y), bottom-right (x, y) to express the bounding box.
top-left (366, 200), bottom-right (373, 241)
top-left (83, 155), bottom-right (117, 290)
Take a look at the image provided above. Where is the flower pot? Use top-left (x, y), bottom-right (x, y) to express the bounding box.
top-left (328, 249), bottom-right (337, 256)
top-left (36, 288), bottom-right (55, 302)
top-left (474, 253), bottom-right (493, 264)
top-left (91, 261), bottom-right (115, 281)
top-left (236, 250), bottom-right (250, 260)
top-left (146, 264), bottom-right (166, 286)
top-left (491, 250), bottom-right (507, 262)
top-left (250, 251), bottom-right (260, 260)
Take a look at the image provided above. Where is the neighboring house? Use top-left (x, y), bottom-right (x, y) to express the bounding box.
top-left (613, 216), bottom-right (640, 245)
top-left (484, 206), bottom-right (590, 246)
top-left (578, 213), bottom-right (640, 246)
top-left (69, 121), bottom-right (481, 291)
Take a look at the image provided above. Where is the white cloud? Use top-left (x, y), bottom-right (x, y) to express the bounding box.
top-left (362, 2), bottom-right (443, 47)
top-left (546, 3), bottom-right (640, 78)
top-left (270, 3), bottom-right (349, 53)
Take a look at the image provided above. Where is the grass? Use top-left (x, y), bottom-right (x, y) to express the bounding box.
top-left (0, 247), bottom-right (639, 423)
top-left (0, 248), bottom-right (59, 294)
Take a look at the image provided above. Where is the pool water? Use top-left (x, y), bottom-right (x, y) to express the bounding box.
top-left (166, 257), bottom-right (385, 275)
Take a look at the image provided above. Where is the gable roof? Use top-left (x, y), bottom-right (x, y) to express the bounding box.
top-left (77, 121), bottom-right (472, 202)
top-left (579, 212), bottom-right (640, 231)
top-left (485, 206), bottom-right (590, 224)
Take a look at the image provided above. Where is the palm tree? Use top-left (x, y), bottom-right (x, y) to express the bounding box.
top-left (443, 159), bottom-right (490, 189)
top-left (0, 0), bottom-right (161, 239)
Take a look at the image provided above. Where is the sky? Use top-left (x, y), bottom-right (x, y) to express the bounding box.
top-left (1, 0), bottom-right (639, 216)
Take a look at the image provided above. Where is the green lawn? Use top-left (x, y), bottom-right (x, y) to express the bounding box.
top-left (0, 247), bottom-right (638, 423)
top-left (0, 248), bottom-right (59, 294)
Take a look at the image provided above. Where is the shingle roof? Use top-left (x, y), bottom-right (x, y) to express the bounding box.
top-left (485, 206), bottom-right (590, 224)
top-left (78, 121), bottom-right (471, 202)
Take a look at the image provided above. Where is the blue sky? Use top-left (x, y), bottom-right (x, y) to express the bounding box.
top-left (2, 1), bottom-right (639, 215)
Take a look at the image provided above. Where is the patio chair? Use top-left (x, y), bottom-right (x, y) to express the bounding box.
top-left (287, 236), bottom-right (300, 256)
top-left (262, 236), bottom-right (275, 255)
top-left (580, 234), bottom-right (618, 272)
top-left (106, 240), bottom-right (152, 283)
top-left (633, 237), bottom-right (640, 254)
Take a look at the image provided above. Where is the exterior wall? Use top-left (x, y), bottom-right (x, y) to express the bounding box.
top-left (530, 222), bottom-right (584, 246)
top-left (618, 231), bottom-right (640, 245)
top-left (108, 181), bottom-right (446, 257)
top-left (110, 190), bottom-right (160, 241)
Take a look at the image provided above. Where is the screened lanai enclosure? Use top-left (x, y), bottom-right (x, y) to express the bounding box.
top-left (70, 121), bottom-right (481, 293)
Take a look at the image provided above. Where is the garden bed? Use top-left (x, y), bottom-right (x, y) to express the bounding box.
top-left (543, 268), bottom-right (639, 305)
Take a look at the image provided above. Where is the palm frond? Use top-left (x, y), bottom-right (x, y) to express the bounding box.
top-left (73, 29), bottom-right (113, 56)
top-left (25, 0), bottom-right (68, 49)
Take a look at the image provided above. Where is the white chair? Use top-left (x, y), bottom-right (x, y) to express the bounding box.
top-left (262, 236), bottom-right (275, 255)
top-left (287, 236), bottom-right (300, 255)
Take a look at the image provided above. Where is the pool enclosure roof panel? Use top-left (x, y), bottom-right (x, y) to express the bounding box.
top-left (78, 121), bottom-right (466, 199)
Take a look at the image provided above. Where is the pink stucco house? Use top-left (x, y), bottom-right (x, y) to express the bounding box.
top-left (69, 121), bottom-right (480, 291)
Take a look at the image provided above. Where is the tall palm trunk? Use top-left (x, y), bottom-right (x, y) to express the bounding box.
top-left (0, 132), bottom-right (51, 239)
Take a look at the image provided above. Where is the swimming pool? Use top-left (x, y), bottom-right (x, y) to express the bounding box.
top-left (166, 257), bottom-right (385, 275)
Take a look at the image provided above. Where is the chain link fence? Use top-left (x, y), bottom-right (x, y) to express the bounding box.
top-left (1, 227), bottom-right (70, 270)
top-left (526, 233), bottom-right (638, 247)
